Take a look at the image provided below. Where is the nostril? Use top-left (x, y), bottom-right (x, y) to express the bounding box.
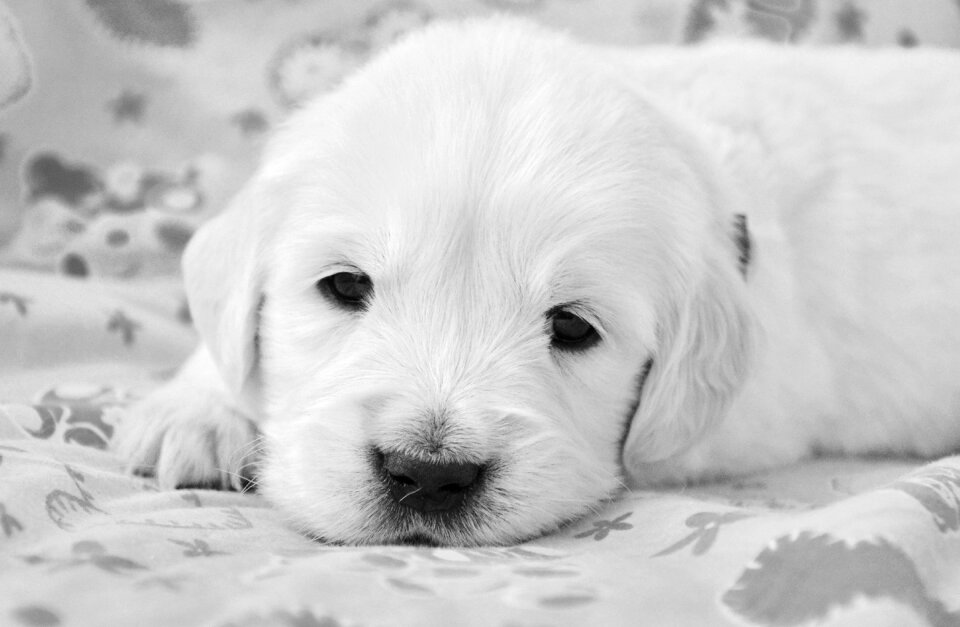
top-left (439, 481), bottom-right (469, 494)
top-left (387, 470), bottom-right (416, 486)
top-left (435, 464), bottom-right (480, 493)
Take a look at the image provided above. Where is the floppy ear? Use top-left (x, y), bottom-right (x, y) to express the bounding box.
top-left (621, 250), bottom-right (755, 475)
top-left (182, 180), bottom-right (277, 403)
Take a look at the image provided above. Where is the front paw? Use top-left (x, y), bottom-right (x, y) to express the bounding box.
top-left (113, 386), bottom-right (260, 491)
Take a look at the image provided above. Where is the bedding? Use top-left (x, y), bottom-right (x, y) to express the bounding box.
top-left (2, 1), bottom-right (960, 625)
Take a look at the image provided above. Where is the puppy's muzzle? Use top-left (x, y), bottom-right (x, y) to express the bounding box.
top-left (376, 450), bottom-right (484, 513)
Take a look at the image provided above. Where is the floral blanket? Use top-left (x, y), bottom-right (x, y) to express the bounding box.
top-left (1, 279), bottom-right (959, 626)
top-left (2, 1), bottom-right (960, 626)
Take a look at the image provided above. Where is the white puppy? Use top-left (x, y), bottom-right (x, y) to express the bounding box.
top-left (114, 18), bottom-right (960, 546)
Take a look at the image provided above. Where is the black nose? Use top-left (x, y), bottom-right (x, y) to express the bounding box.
top-left (378, 451), bottom-right (483, 513)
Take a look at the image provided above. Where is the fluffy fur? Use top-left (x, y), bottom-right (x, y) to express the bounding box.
top-left (114, 18), bottom-right (960, 545)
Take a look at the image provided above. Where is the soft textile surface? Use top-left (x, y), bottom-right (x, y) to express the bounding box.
top-left (3, 1), bottom-right (960, 626)
top-left (2, 272), bottom-right (959, 626)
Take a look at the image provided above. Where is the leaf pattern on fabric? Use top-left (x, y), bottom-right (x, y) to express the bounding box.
top-left (22, 152), bottom-right (102, 204)
top-left (898, 29), bottom-right (920, 47)
top-left (573, 512), bottom-right (633, 541)
top-left (68, 540), bottom-right (149, 575)
top-left (6, 400), bottom-right (117, 449)
top-left (1, 502), bottom-right (24, 537)
top-left (11, 605), bottom-right (61, 627)
top-left (22, 540), bottom-right (148, 576)
top-left (106, 309), bottom-right (141, 346)
top-left (536, 590), bottom-right (598, 608)
top-left (117, 506), bottom-right (253, 531)
top-left (85, 0), bottom-right (196, 47)
top-left (653, 510), bottom-right (752, 557)
top-left (2, 2), bottom-right (959, 625)
top-left (835, 1), bottom-right (867, 42)
top-left (106, 90), bottom-right (147, 125)
top-left (169, 538), bottom-right (228, 557)
top-left (45, 465), bottom-right (106, 531)
top-left (180, 491), bottom-right (203, 507)
top-left (231, 109), bottom-right (269, 137)
top-left (0, 291), bottom-right (30, 316)
top-left (20, 405), bottom-right (62, 439)
top-left (219, 608), bottom-right (345, 627)
top-left (386, 577), bottom-right (434, 595)
top-left (723, 532), bottom-right (960, 627)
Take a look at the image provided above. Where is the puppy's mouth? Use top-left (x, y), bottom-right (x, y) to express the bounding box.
top-left (394, 533), bottom-right (442, 547)
top-left (264, 423), bottom-right (609, 546)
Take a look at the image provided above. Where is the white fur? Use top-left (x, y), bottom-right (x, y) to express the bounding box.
top-left (114, 18), bottom-right (960, 545)
top-left (114, 349), bottom-right (259, 491)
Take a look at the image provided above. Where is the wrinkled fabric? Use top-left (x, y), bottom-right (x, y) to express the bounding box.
top-left (2, 266), bottom-right (959, 626)
top-left (3, 1), bottom-right (960, 625)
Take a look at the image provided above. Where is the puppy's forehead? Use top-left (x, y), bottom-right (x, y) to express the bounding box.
top-left (276, 25), bottom-right (677, 202)
top-left (271, 21), bottom-right (707, 302)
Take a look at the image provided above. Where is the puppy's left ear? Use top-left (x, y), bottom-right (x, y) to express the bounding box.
top-left (621, 240), bottom-right (755, 476)
top-left (182, 178), bottom-right (282, 403)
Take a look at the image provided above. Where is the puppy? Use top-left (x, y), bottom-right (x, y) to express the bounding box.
top-left (114, 18), bottom-right (960, 546)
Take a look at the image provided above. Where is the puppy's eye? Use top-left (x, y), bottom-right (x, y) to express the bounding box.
top-left (547, 308), bottom-right (600, 351)
top-left (317, 271), bottom-right (373, 311)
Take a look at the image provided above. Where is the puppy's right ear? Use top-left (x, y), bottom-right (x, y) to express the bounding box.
top-left (182, 180), bottom-right (277, 401)
top-left (621, 244), bottom-right (755, 477)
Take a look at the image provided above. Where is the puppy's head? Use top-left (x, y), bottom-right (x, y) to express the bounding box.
top-left (184, 18), bottom-right (754, 545)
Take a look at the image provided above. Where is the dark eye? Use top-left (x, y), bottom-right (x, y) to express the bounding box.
top-left (317, 271), bottom-right (373, 311)
top-left (547, 307), bottom-right (600, 351)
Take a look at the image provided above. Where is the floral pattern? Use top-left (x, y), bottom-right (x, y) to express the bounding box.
top-left (652, 510), bottom-right (753, 557)
top-left (1, 408), bottom-right (958, 625)
top-left (4, 263), bottom-right (957, 626)
top-left (573, 511), bottom-right (634, 541)
top-left (723, 532), bottom-right (960, 626)
top-left (1, 0), bottom-right (959, 625)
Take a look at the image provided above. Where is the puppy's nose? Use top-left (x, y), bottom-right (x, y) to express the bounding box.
top-left (379, 451), bottom-right (482, 513)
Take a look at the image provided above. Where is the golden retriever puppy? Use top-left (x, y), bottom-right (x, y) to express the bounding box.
top-left (114, 18), bottom-right (960, 545)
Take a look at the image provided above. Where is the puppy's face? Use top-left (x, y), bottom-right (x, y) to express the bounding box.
top-left (185, 20), bottom-right (752, 545)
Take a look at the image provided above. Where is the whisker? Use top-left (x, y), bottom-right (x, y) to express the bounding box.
top-left (227, 434), bottom-right (267, 465)
top-left (397, 487), bottom-right (422, 505)
top-left (217, 472), bottom-right (261, 495)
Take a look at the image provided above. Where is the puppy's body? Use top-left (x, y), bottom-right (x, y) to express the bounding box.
top-left (612, 44), bottom-right (960, 481)
top-left (115, 20), bottom-right (960, 545)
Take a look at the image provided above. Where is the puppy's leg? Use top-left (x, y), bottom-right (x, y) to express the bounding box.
top-left (630, 434), bottom-right (804, 488)
top-left (113, 346), bottom-right (260, 491)
top-left (630, 400), bottom-right (811, 488)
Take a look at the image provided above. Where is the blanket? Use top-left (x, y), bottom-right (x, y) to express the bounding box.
top-left (1, 272), bottom-right (959, 625)
top-left (3, 1), bottom-right (960, 625)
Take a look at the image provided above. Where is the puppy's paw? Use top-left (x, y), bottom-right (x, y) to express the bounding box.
top-left (113, 385), bottom-right (260, 491)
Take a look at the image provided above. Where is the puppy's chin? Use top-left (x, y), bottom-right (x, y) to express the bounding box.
top-left (256, 400), bottom-right (623, 546)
